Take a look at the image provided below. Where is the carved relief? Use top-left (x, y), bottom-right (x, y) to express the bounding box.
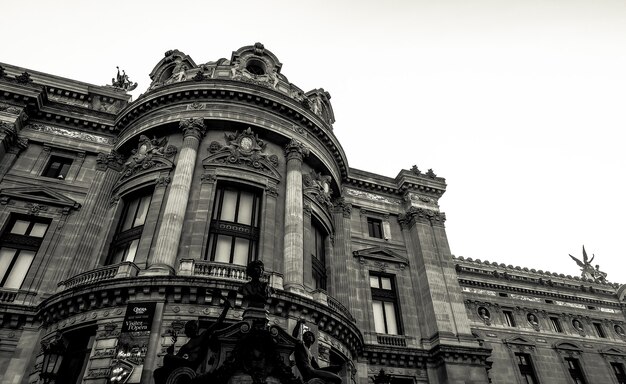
top-left (344, 188), bottom-right (402, 205)
top-left (0, 103), bottom-right (21, 114)
top-left (121, 135), bottom-right (177, 179)
top-left (96, 150), bottom-right (124, 171)
top-left (204, 128), bottom-right (280, 178)
top-left (303, 170), bottom-right (333, 210)
top-left (27, 123), bottom-right (115, 145)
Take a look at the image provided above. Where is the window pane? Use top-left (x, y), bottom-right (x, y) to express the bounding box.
top-left (384, 302), bottom-right (398, 335)
top-left (125, 240), bottom-right (139, 263)
top-left (10, 220), bottom-right (30, 235)
top-left (4, 250), bottom-right (35, 289)
top-left (121, 199), bottom-right (139, 231)
top-left (232, 238), bottom-right (250, 266)
top-left (372, 301), bottom-right (386, 334)
top-left (237, 191), bottom-right (254, 225)
top-left (220, 190), bottom-right (238, 222)
top-left (214, 235), bottom-right (232, 263)
top-left (0, 248), bottom-right (17, 284)
top-left (133, 195), bottom-right (151, 227)
top-left (111, 247), bottom-right (125, 265)
top-left (29, 223), bottom-right (49, 238)
top-left (380, 277), bottom-right (392, 290)
top-left (369, 276), bottom-right (379, 288)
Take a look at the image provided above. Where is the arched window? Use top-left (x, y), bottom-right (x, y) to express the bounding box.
top-left (107, 189), bottom-right (152, 264)
top-left (206, 184), bottom-right (261, 265)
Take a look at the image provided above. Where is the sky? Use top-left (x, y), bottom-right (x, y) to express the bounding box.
top-left (2, 0), bottom-right (625, 282)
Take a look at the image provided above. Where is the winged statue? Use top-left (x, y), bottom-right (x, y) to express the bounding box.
top-left (569, 245), bottom-right (607, 283)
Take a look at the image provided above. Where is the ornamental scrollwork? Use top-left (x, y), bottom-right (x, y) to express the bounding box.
top-left (121, 135), bottom-right (176, 179)
top-left (204, 128), bottom-right (280, 178)
top-left (303, 170), bottom-right (333, 210)
top-left (96, 150), bottom-right (124, 171)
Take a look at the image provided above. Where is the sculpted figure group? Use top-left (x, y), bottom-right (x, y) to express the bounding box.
top-left (154, 260), bottom-right (343, 384)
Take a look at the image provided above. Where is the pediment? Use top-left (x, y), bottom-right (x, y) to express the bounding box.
top-left (0, 186), bottom-right (80, 210)
top-left (554, 341), bottom-right (582, 351)
top-left (599, 347), bottom-right (625, 356)
top-left (503, 336), bottom-right (535, 347)
top-left (353, 246), bottom-right (409, 266)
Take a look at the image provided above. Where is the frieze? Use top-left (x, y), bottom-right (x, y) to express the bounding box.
top-left (0, 103), bottom-right (21, 114)
top-left (405, 192), bottom-right (439, 210)
top-left (186, 101), bottom-right (206, 110)
top-left (509, 294), bottom-right (542, 303)
top-left (344, 188), bottom-right (402, 205)
top-left (27, 123), bottom-right (115, 145)
top-left (461, 287), bottom-right (497, 296)
top-left (47, 93), bottom-right (89, 108)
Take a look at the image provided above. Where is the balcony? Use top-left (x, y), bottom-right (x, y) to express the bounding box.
top-left (0, 288), bottom-right (37, 305)
top-left (56, 261), bottom-right (139, 291)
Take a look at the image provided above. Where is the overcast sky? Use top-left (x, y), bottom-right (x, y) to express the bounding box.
top-left (3, 0), bottom-right (625, 282)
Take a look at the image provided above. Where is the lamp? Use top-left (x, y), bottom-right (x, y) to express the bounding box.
top-left (372, 369), bottom-right (393, 384)
top-left (40, 333), bottom-right (66, 384)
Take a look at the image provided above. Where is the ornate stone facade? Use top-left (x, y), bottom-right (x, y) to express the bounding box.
top-left (0, 45), bottom-right (623, 384)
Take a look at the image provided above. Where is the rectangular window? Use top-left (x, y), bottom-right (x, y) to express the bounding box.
top-left (515, 353), bottom-right (539, 384)
top-left (370, 273), bottom-right (401, 335)
top-left (612, 362), bottom-right (626, 384)
top-left (207, 185), bottom-right (261, 265)
top-left (593, 322), bottom-right (606, 338)
top-left (312, 220), bottom-right (327, 290)
top-left (43, 155), bottom-right (73, 179)
top-left (503, 310), bottom-right (516, 327)
top-left (0, 216), bottom-right (50, 289)
top-left (550, 317), bottom-right (563, 333)
top-left (108, 191), bottom-right (152, 265)
top-left (367, 218), bottom-right (383, 239)
top-left (565, 358), bottom-right (587, 384)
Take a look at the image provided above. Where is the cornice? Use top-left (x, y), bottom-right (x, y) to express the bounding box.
top-left (115, 80), bottom-right (349, 180)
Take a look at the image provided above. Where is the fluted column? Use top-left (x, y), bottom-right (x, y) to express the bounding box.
top-left (282, 140), bottom-right (309, 292)
top-left (147, 118), bottom-right (206, 275)
top-left (331, 198), bottom-right (353, 310)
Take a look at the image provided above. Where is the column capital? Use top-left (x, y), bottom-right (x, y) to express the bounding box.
top-left (284, 139), bottom-right (309, 161)
top-left (399, 207), bottom-right (446, 228)
top-left (96, 150), bottom-right (124, 171)
top-left (179, 118), bottom-right (206, 140)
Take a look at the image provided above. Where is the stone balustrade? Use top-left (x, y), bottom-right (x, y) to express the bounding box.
top-left (57, 261), bottom-right (139, 291)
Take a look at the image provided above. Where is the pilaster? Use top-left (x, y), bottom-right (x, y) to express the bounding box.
top-left (331, 197), bottom-right (353, 311)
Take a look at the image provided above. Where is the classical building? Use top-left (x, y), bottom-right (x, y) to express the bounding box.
top-left (0, 44), bottom-right (624, 384)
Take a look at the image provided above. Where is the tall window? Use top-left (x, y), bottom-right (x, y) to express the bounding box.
top-left (370, 273), bottom-right (401, 335)
top-left (0, 216), bottom-right (50, 289)
top-left (503, 310), bottom-right (516, 327)
top-left (565, 358), bottom-right (587, 384)
top-left (611, 362), bottom-right (626, 384)
top-left (593, 322), bottom-right (606, 338)
top-left (43, 156), bottom-right (73, 179)
top-left (515, 353), bottom-right (539, 384)
top-left (207, 185), bottom-right (260, 265)
top-left (108, 191), bottom-right (152, 264)
top-left (550, 317), bottom-right (563, 333)
top-left (57, 326), bottom-right (96, 384)
top-left (312, 220), bottom-right (327, 290)
top-left (367, 218), bottom-right (383, 239)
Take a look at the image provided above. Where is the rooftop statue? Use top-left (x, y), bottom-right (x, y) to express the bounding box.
top-left (569, 245), bottom-right (608, 283)
top-left (111, 66), bottom-right (138, 91)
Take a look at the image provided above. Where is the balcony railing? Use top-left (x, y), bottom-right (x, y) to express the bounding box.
top-left (376, 334), bottom-right (407, 347)
top-left (0, 288), bottom-right (37, 305)
top-left (327, 295), bottom-right (356, 323)
top-left (57, 262), bottom-right (139, 290)
top-left (0, 289), bottom-right (18, 303)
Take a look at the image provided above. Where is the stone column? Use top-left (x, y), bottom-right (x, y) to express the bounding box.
top-left (147, 118), bottom-right (206, 275)
top-left (282, 140), bottom-right (309, 292)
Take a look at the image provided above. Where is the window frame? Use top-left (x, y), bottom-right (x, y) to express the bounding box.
top-left (367, 217), bottom-right (383, 239)
top-left (205, 184), bottom-right (261, 265)
top-left (611, 362), bottom-right (626, 384)
top-left (550, 317), bottom-right (563, 333)
top-left (311, 219), bottom-right (327, 290)
top-left (564, 357), bottom-right (587, 384)
top-left (107, 190), bottom-right (153, 265)
top-left (515, 352), bottom-right (540, 384)
top-left (369, 272), bottom-right (402, 335)
top-left (592, 322), bottom-right (607, 338)
top-left (0, 215), bottom-right (51, 289)
top-left (503, 310), bottom-right (517, 327)
top-left (42, 155), bottom-right (73, 179)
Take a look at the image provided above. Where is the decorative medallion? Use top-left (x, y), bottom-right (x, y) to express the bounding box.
top-left (121, 135), bottom-right (177, 179)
